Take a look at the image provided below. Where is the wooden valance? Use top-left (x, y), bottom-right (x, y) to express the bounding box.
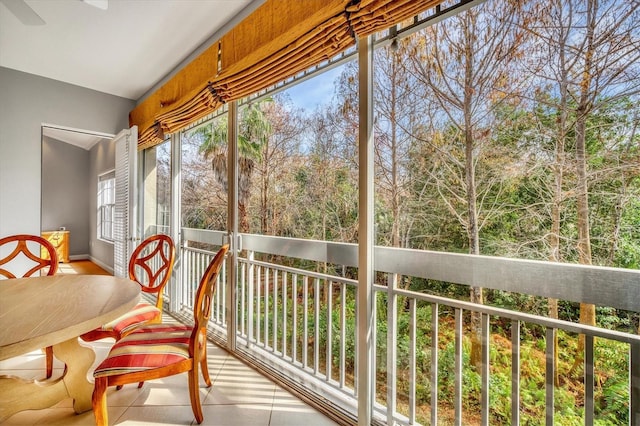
top-left (131, 0), bottom-right (446, 150)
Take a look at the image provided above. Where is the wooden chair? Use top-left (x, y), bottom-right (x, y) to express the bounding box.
top-left (92, 244), bottom-right (229, 426)
top-left (0, 234), bottom-right (59, 378)
top-left (0, 234), bottom-right (58, 279)
top-left (81, 234), bottom-right (175, 343)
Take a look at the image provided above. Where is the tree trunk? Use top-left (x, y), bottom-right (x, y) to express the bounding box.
top-left (261, 161), bottom-right (269, 234)
top-left (608, 189), bottom-right (624, 265)
top-left (238, 202), bottom-right (250, 233)
top-left (571, 0), bottom-right (597, 376)
top-left (548, 12), bottom-right (569, 386)
top-left (548, 144), bottom-right (562, 387)
top-left (465, 86), bottom-right (482, 371)
top-left (460, 15), bottom-right (483, 370)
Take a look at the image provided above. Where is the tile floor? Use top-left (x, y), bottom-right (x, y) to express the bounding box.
top-left (0, 331), bottom-right (338, 425)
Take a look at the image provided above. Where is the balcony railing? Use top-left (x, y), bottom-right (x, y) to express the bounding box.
top-left (162, 227), bottom-right (640, 426)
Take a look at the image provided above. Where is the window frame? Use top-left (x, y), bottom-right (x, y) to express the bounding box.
top-left (97, 170), bottom-right (116, 242)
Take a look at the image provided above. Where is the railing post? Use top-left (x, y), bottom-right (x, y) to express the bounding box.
top-left (357, 34), bottom-right (375, 426)
top-left (585, 335), bottom-right (594, 425)
top-left (240, 260), bottom-right (245, 336)
top-left (454, 308), bottom-right (463, 426)
top-left (266, 268), bottom-right (271, 348)
top-left (545, 327), bottom-right (555, 426)
top-left (511, 320), bottom-right (520, 426)
top-left (326, 280), bottom-right (333, 381)
top-left (180, 241), bottom-right (189, 311)
top-left (387, 273), bottom-right (398, 425)
top-left (339, 282), bottom-right (347, 388)
top-left (247, 250), bottom-right (255, 344)
top-left (273, 269), bottom-right (278, 353)
top-left (481, 313), bottom-right (490, 426)
top-left (431, 303), bottom-right (439, 426)
top-left (408, 298), bottom-right (416, 424)
top-left (303, 276), bottom-right (308, 368)
top-left (257, 265), bottom-right (262, 344)
top-left (314, 277), bottom-right (320, 374)
top-left (631, 342), bottom-right (640, 426)
top-left (292, 273), bottom-right (298, 363)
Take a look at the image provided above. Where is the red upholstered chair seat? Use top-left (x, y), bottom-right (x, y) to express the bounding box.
top-left (94, 324), bottom-right (192, 377)
top-left (81, 301), bottom-right (162, 341)
top-left (101, 302), bottom-right (161, 336)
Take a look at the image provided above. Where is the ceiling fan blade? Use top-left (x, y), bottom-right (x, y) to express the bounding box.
top-left (81, 0), bottom-right (108, 10)
top-left (0, 0), bottom-right (45, 25)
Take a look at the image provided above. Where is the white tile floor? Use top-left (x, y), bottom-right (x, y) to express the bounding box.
top-left (0, 337), bottom-right (338, 426)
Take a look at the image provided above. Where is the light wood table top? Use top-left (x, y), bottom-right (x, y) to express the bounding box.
top-left (0, 274), bottom-right (140, 360)
top-left (0, 274), bottom-right (140, 421)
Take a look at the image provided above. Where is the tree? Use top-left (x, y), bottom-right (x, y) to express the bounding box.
top-left (254, 93), bottom-right (304, 235)
top-left (409, 0), bottom-right (530, 368)
top-left (373, 39), bottom-right (426, 250)
top-left (530, 0), bottom-right (640, 373)
top-left (198, 99), bottom-right (272, 232)
top-left (181, 125), bottom-right (228, 230)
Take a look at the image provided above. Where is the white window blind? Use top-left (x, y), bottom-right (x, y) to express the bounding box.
top-left (113, 127), bottom-right (138, 278)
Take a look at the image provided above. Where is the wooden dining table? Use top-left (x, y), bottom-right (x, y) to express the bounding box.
top-left (0, 274), bottom-right (140, 422)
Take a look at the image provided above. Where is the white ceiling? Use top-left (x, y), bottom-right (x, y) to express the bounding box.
top-left (0, 0), bottom-right (260, 100)
top-left (0, 0), bottom-right (262, 148)
top-left (42, 125), bottom-right (112, 150)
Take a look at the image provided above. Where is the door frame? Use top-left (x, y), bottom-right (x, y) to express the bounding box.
top-left (40, 123), bottom-right (115, 267)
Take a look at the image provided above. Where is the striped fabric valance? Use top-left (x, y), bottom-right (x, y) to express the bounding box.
top-left (131, 0), bottom-right (445, 150)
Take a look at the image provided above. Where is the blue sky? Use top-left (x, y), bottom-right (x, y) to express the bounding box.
top-left (283, 65), bottom-right (345, 111)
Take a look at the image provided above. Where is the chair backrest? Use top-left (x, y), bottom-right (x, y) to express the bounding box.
top-left (0, 234), bottom-right (58, 279)
top-left (190, 245), bottom-right (229, 353)
top-left (128, 234), bottom-right (176, 309)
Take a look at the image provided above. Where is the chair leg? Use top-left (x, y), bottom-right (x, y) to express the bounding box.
top-left (200, 344), bottom-right (211, 387)
top-left (92, 377), bottom-right (109, 426)
top-left (188, 364), bottom-right (204, 424)
top-left (115, 382), bottom-right (144, 390)
top-left (45, 346), bottom-right (53, 379)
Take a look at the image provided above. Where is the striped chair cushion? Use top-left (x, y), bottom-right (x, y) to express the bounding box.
top-left (94, 324), bottom-right (193, 378)
top-left (100, 301), bottom-right (161, 336)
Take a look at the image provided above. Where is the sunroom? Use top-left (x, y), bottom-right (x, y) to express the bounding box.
top-left (1, 0), bottom-right (639, 425)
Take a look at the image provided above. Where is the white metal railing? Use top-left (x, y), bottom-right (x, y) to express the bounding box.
top-left (181, 245), bottom-right (227, 329)
top-left (170, 227), bottom-right (640, 426)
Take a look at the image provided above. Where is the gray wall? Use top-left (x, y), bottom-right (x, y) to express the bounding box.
top-left (41, 136), bottom-right (90, 257)
top-left (89, 138), bottom-right (117, 270)
top-left (0, 67), bottom-right (135, 269)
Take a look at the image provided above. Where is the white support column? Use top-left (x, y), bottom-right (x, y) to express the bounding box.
top-left (169, 132), bottom-right (182, 312)
top-left (357, 35), bottom-right (375, 426)
top-left (142, 148), bottom-right (157, 237)
top-left (227, 100), bottom-right (239, 352)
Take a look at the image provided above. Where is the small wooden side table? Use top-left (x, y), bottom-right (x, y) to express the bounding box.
top-left (41, 230), bottom-right (70, 263)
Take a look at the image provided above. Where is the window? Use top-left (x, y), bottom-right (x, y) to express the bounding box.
top-left (98, 171), bottom-right (115, 241)
top-left (142, 139), bottom-right (171, 237)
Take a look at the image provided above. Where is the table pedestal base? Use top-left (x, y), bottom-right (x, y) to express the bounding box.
top-left (0, 337), bottom-right (95, 422)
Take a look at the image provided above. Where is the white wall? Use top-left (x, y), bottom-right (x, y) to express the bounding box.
top-left (0, 67), bottom-right (135, 268)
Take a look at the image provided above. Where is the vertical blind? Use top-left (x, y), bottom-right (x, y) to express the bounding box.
top-left (130, 0), bottom-right (446, 150)
top-left (113, 128), bottom-right (137, 278)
